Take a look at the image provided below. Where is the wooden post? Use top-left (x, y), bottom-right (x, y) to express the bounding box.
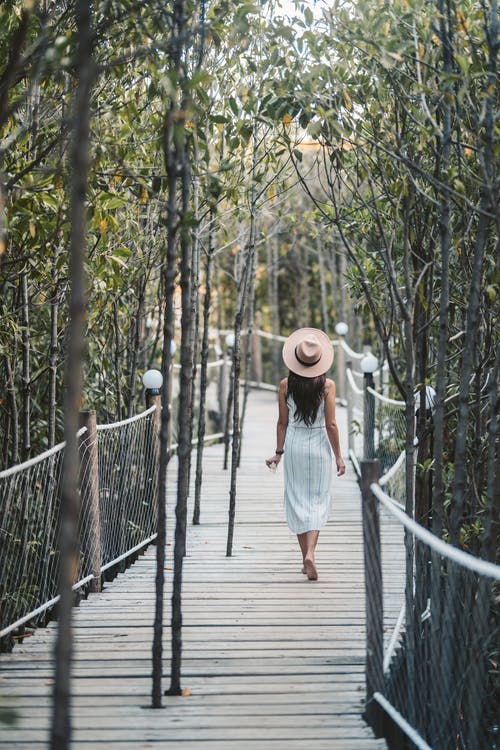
top-left (336, 338), bottom-right (346, 403)
top-left (361, 460), bottom-right (384, 736)
top-left (146, 392), bottom-right (161, 447)
top-left (346, 360), bottom-right (354, 455)
top-left (363, 372), bottom-right (375, 459)
top-left (252, 323), bottom-right (263, 385)
top-left (79, 410), bottom-right (101, 593)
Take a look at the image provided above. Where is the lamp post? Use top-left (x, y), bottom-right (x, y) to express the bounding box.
top-left (142, 369), bottom-right (163, 457)
top-left (142, 368), bottom-right (163, 399)
top-left (334, 322), bottom-right (348, 403)
top-left (361, 352), bottom-right (378, 460)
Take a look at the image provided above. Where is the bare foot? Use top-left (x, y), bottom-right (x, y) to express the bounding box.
top-left (303, 558), bottom-right (318, 581)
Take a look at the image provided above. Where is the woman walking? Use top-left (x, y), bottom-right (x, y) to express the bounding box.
top-left (266, 328), bottom-right (345, 581)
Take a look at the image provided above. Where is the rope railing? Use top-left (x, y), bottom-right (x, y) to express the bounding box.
top-left (0, 347), bottom-right (230, 649)
top-left (0, 408), bottom-right (159, 646)
top-left (362, 480), bottom-right (500, 750)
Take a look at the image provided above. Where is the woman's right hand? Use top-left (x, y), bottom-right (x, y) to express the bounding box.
top-left (265, 454), bottom-right (282, 469)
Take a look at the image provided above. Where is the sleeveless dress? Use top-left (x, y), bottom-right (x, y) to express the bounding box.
top-left (283, 393), bottom-right (333, 533)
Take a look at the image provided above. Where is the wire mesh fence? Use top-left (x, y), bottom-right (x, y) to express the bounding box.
top-left (96, 408), bottom-right (159, 575)
top-left (365, 482), bottom-right (500, 750)
top-left (0, 441), bottom-right (67, 645)
top-left (0, 408), bottom-right (159, 649)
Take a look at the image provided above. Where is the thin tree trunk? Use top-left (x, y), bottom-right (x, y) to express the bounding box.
top-left (113, 301), bottom-right (123, 422)
top-left (51, 2), bottom-right (93, 747)
top-left (428, 3), bottom-right (454, 741)
top-left (48, 246), bottom-right (60, 448)
top-left (169, 121), bottom-right (194, 696)
top-left (126, 277), bottom-right (146, 417)
top-left (193, 209), bottom-right (215, 525)
top-left (151, 116), bottom-right (177, 707)
top-left (238, 222), bottom-right (259, 467)
top-left (316, 236), bottom-right (329, 334)
top-left (450, 0), bottom-right (497, 542)
top-left (5, 356), bottom-right (18, 465)
top-left (21, 269), bottom-right (31, 459)
top-left (226, 133), bottom-right (258, 557)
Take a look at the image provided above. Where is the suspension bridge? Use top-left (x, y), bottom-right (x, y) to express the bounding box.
top-left (0, 332), bottom-right (498, 750)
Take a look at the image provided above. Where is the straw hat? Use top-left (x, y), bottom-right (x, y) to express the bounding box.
top-left (282, 328), bottom-right (334, 378)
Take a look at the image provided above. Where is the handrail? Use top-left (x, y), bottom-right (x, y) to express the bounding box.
top-left (371, 483), bottom-right (500, 581)
top-left (373, 693), bottom-right (433, 750)
top-left (379, 450), bottom-right (406, 488)
top-left (346, 367), bottom-right (363, 395)
top-left (340, 339), bottom-right (365, 359)
top-left (96, 404), bottom-right (156, 431)
top-left (0, 427), bottom-right (87, 479)
top-left (366, 386), bottom-right (405, 407)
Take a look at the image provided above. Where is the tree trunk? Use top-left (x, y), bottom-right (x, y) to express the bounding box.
top-left (226, 133), bottom-right (258, 557)
top-left (113, 301), bottom-right (123, 422)
top-left (450, 0), bottom-right (497, 541)
top-left (51, 2), bottom-right (93, 747)
top-left (316, 236), bottom-right (329, 334)
top-left (20, 269), bottom-right (31, 460)
top-left (193, 209), bottom-right (215, 525)
top-left (48, 246), bottom-right (61, 448)
top-left (4, 355), bottom-right (19, 466)
top-left (238, 217), bottom-right (259, 467)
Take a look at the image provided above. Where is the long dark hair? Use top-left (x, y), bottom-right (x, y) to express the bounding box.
top-left (286, 372), bottom-right (326, 426)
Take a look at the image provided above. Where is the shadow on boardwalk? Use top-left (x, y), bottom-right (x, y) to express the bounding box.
top-left (0, 390), bottom-right (387, 750)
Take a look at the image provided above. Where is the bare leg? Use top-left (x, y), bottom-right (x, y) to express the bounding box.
top-left (297, 530), bottom-right (320, 579)
top-left (297, 533), bottom-right (308, 572)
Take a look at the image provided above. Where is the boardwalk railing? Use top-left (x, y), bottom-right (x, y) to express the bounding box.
top-left (0, 407), bottom-right (160, 648)
top-left (365, 473), bottom-right (500, 750)
top-left (0, 356), bottom-right (226, 648)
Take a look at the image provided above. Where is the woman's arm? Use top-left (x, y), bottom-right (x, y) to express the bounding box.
top-left (324, 380), bottom-right (346, 476)
top-left (265, 378), bottom-right (288, 467)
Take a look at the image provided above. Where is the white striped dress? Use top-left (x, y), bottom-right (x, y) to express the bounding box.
top-left (283, 393), bottom-right (333, 534)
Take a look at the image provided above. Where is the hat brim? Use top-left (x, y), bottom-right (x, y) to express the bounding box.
top-left (282, 328), bottom-right (334, 377)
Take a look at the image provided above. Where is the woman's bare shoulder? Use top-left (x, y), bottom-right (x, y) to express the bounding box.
top-left (324, 378), bottom-right (336, 395)
top-left (279, 377), bottom-right (288, 390)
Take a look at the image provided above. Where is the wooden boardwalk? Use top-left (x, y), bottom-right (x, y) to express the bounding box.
top-left (0, 390), bottom-right (388, 749)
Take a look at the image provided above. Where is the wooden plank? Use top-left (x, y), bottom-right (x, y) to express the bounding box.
top-left (0, 392), bottom-right (401, 749)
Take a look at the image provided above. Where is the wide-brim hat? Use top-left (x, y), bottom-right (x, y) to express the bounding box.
top-left (282, 328), bottom-right (334, 378)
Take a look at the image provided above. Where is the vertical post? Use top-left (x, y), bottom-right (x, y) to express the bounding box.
top-left (223, 344), bottom-right (234, 471)
top-left (336, 339), bottom-right (346, 403)
top-left (252, 323), bottom-right (263, 385)
top-left (361, 459), bottom-right (384, 735)
top-left (363, 372), bottom-right (375, 459)
top-left (147, 391), bottom-right (162, 708)
top-left (346, 360), bottom-right (354, 455)
top-left (146, 392), bottom-right (161, 459)
top-left (79, 410), bottom-right (101, 593)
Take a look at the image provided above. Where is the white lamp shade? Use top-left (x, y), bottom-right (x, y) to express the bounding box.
top-left (142, 369), bottom-right (163, 390)
top-left (360, 352), bottom-right (378, 374)
top-left (225, 332), bottom-right (235, 349)
top-left (170, 340), bottom-right (177, 356)
top-left (335, 322), bottom-right (349, 336)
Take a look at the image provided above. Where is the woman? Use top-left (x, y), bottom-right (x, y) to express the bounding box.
top-left (266, 328), bottom-right (345, 581)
